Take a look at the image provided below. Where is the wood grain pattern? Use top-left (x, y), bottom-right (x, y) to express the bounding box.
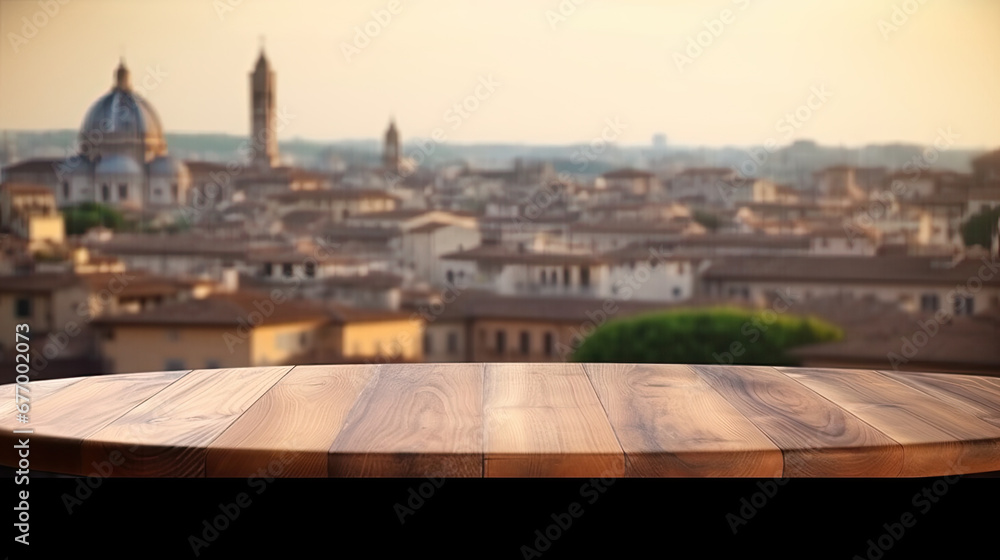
top-left (880, 371), bottom-right (1000, 430)
top-left (779, 367), bottom-right (1000, 476)
top-left (208, 364), bottom-right (375, 477)
top-left (0, 376), bottom-right (88, 472)
top-left (690, 365), bottom-right (903, 476)
top-left (327, 363), bottom-right (484, 477)
top-left (0, 376), bottom-right (85, 419)
top-left (81, 367), bottom-right (291, 477)
top-left (1, 371), bottom-right (186, 476)
top-left (2, 365), bottom-right (999, 478)
top-left (484, 362), bottom-right (624, 477)
top-left (585, 363), bottom-right (783, 476)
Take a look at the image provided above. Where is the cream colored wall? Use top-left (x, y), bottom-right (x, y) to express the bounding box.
top-left (28, 214), bottom-right (65, 248)
top-left (250, 320), bottom-right (325, 366)
top-left (0, 285), bottom-right (88, 336)
top-left (342, 319), bottom-right (423, 361)
top-left (100, 325), bottom-right (250, 373)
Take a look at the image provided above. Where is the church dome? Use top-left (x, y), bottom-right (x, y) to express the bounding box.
top-left (149, 155), bottom-right (189, 177)
top-left (79, 60), bottom-right (167, 162)
top-left (95, 154), bottom-right (143, 176)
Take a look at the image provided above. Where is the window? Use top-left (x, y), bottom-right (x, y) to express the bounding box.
top-left (672, 287), bottom-right (682, 298)
top-left (920, 294), bottom-right (939, 312)
top-left (496, 330), bottom-right (507, 354)
top-left (447, 270), bottom-right (455, 284)
top-left (544, 333), bottom-right (554, 357)
top-left (550, 271), bottom-right (557, 285)
top-left (118, 184), bottom-right (128, 200)
top-left (101, 184), bottom-right (110, 202)
top-left (264, 263), bottom-right (273, 276)
top-left (305, 262), bottom-right (316, 278)
top-left (954, 296), bottom-right (974, 316)
top-left (423, 332), bottom-right (433, 355)
top-left (520, 331), bottom-right (530, 355)
top-left (580, 267), bottom-right (590, 288)
top-left (447, 332), bottom-right (459, 354)
top-left (15, 297), bottom-right (32, 318)
top-left (540, 270), bottom-right (547, 285)
top-left (563, 267), bottom-right (570, 287)
top-left (282, 263), bottom-right (293, 277)
top-left (62, 181), bottom-right (69, 200)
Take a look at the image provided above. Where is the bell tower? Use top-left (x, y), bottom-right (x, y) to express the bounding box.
top-left (383, 119), bottom-right (400, 175)
top-left (250, 46), bottom-right (279, 170)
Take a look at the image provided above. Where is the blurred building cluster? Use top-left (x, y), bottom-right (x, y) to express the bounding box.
top-left (1, 48), bottom-right (999, 381)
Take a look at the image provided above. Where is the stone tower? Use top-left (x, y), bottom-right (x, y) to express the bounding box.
top-left (383, 119), bottom-right (400, 175)
top-left (250, 48), bottom-right (279, 170)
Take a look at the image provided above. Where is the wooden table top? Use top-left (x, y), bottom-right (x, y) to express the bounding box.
top-left (2, 363), bottom-right (999, 477)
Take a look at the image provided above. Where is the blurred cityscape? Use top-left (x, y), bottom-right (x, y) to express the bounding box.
top-left (1, 4), bottom-right (999, 382)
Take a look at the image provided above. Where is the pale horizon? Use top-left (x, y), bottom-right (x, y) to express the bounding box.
top-left (1, 0), bottom-right (999, 149)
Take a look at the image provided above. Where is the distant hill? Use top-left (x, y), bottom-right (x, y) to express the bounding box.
top-left (0, 130), bottom-right (988, 181)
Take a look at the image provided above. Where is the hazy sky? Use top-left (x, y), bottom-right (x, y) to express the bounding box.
top-left (1, 0), bottom-right (998, 148)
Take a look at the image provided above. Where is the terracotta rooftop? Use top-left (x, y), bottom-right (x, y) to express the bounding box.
top-left (442, 246), bottom-right (610, 266)
top-left (269, 189), bottom-right (399, 203)
top-left (703, 255), bottom-right (1000, 286)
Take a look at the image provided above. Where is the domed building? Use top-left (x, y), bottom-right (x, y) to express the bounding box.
top-left (57, 59), bottom-right (190, 209)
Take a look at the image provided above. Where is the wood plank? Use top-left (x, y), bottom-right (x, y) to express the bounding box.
top-left (0, 376), bottom-right (89, 471)
top-left (0, 376), bottom-right (86, 419)
top-left (880, 371), bottom-right (1000, 430)
top-left (327, 363), bottom-right (483, 477)
top-left (483, 362), bottom-right (624, 477)
top-left (585, 363), bottom-right (783, 477)
top-left (81, 367), bottom-right (291, 477)
top-left (779, 367), bottom-right (1000, 476)
top-left (1, 371), bottom-right (186, 476)
top-left (208, 364), bottom-right (375, 477)
top-left (690, 365), bottom-right (903, 477)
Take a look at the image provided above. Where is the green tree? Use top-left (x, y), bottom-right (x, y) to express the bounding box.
top-left (961, 206), bottom-right (1000, 249)
top-left (62, 202), bottom-right (126, 235)
top-left (570, 307), bottom-right (842, 366)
